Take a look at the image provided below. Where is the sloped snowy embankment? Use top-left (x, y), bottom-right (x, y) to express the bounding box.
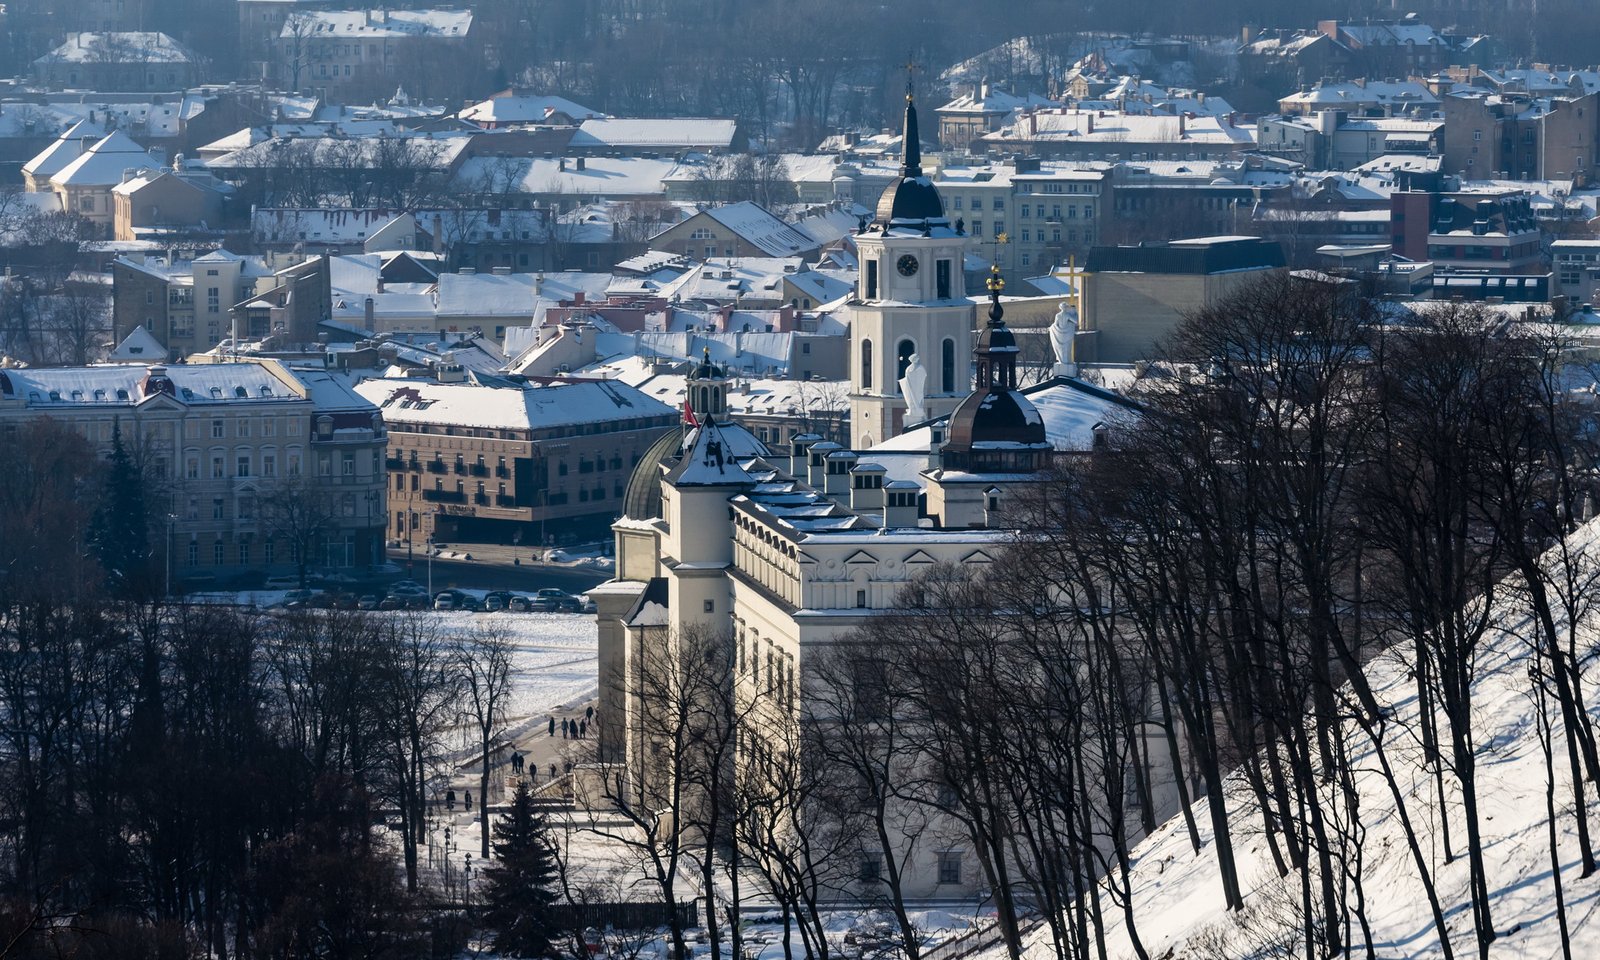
top-left (996, 523), bottom-right (1600, 960)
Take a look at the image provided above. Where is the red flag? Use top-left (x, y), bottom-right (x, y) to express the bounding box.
top-left (683, 398), bottom-right (699, 428)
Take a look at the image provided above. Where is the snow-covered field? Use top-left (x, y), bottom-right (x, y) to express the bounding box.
top-left (420, 610), bottom-right (598, 723)
top-left (987, 526), bottom-right (1600, 960)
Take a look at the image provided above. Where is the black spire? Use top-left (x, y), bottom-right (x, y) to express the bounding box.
top-left (900, 68), bottom-right (923, 179)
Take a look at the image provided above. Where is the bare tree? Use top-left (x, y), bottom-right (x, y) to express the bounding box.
top-left (456, 623), bottom-right (516, 860)
top-left (259, 475), bottom-right (339, 589)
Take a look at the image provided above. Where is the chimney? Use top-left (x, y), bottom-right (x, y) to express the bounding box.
top-left (1178, 113), bottom-right (1186, 138)
top-left (850, 462), bottom-right (886, 513)
top-left (364, 296), bottom-right (375, 329)
top-left (432, 213), bottom-right (444, 256)
top-left (789, 433), bottom-right (820, 479)
top-left (883, 481), bottom-right (919, 529)
top-left (576, 156), bottom-right (586, 170)
top-left (824, 449), bottom-right (856, 504)
top-left (1085, 113), bottom-right (1094, 134)
top-left (1028, 110), bottom-right (1037, 136)
top-left (807, 440), bottom-right (841, 488)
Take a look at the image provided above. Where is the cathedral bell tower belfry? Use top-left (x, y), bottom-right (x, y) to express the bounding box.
top-left (849, 74), bottom-right (974, 449)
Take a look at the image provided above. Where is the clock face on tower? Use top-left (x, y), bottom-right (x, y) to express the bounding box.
top-left (896, 254), bottom-right (920, 277)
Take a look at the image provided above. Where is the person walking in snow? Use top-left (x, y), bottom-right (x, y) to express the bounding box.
top-left (464, 790), bottom-right (472, 811)
top-left (548, 716), bottom-right (555, 737)
top-left (446, 788), bottom-right (456, 811)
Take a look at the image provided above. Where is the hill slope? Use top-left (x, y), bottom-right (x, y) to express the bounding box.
top-left (1004, 523), bottom-right (1600, 960)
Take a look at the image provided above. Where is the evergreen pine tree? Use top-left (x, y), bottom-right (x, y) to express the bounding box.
top-left (481, 779), bottom-right (560, 957)
top-left (90, 419), bottom-right (153, 599)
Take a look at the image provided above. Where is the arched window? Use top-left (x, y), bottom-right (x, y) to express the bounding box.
top-left (861, 339), bottom-right (873, 390)
top-left (942, 338), bottom-right (956, 393)
top-left (896, 339), bottom-right (916, 385)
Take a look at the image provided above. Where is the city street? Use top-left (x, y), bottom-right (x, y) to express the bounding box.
top-left (388, 546), bottom-right (611, 595)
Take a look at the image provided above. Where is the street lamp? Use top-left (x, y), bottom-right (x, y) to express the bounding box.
top-left (426, 535), bottom-right (435, 597)
top-left (165, 513), bottom-right (177, 601)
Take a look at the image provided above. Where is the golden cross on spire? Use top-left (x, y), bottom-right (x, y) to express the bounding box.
top-left (904, 54), bottom-right (917, 100)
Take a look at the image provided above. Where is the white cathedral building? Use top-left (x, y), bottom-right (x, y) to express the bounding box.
top-left (590, 88), bottom-right (1166, 899)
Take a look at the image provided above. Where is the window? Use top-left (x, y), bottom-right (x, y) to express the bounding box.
top-left (856, 589), bottom-right (867, 608)
top-left (186, 457), bottom-right (199, 479)
top-left (186, 497), bottom-right (198, 520)
top-left (938, 852), bottom-right (963, 885)
top-left (342, 452), bottom-right (355, 476)
top-left (236, 455), bottom-right (250, 477)
top-left (262, 453), bottom-right (276, 477)
top-left (287, 452), bottom-right (301, 476)
top-left (238, 419), bottom-right (250, 438)
top-left (896, 339), bottom-right (915, 384)
top-left (264, 539), bottom-right (274, 564)
top-left (1019, 204), bottom-right (1030, 218)
top-left (238, 542), bottom-right (250, 565)
top-left (952, 196), bottom-right (962, 210)
top-left (211, 456), bottom-right (224, 479)
top-left (942, 339), bottom-right (956, 393)
top-left (860, 339), bottom-right (873, 390)
top-left (936, 259), bottom-right (951, 299)
top-left (212, 419), bottom-right (225, 438)
top-left (187, 540), bottom-right (198, 566)
top-left (859, 855), bottom-right (883, 883)
top-left (992, 197), bottom-right (1004, 211)
top-left (214, 540), bottom-right (225, 565)
top-left (865, 259), bottom-right (878, 299)
top-left (207, 287), bottom-right (220, 311)
top-left (212, 498), bottom-right (224, 520)
top-left (703, 599), bottom-right (715, 613)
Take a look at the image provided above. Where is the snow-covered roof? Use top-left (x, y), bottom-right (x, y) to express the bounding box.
top-left (458, 94), bottom-right (604, 124)
top-left (984, 111), bottom-right (1256, 146)
top-left (0, 361), bottom-right (310, 408)
top-left (666, 416), bottom-right (756, 486)
top-left (872, 376), bottom-right (1136, 454)
top-left (656, 257), bottom-right (809, 304)
top-left (20, 118), bottom-right (104, 178)
top-left (452, 155), bottom-right (680, 198)
top-left (1279, 80), bottom-right (1439, 111)
top-left (690, 201), bottom-right (819, 257)
top-left (570, 117), bottom-right (737, 150)
top-left (353, 377), bottom-right (672, 431)
top-left (435, 273), bottom-right (535, 317)
top-left (937, 86), bottom-right (1058, 115)
top-left (254, 208), bottom-right (414, 246)
top-left (51, 131), bottom-right (164, 187)
top-left (283, 9), bottom-right (473, 39)
top-left (107, 325), bottom-right (165, 361)
top-left (35, 32), bottom-right (194, 64)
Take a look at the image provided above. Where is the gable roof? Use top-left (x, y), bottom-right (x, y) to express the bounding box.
top-left (51, 131), bottom-right (163, 187)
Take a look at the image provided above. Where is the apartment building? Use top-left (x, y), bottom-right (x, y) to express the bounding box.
top-left (353, 368), bottom-right (676, 546)
top-left (0, 358), bottom-right (386, 581)
top-left (933, 158), bottom-right (1109, 275)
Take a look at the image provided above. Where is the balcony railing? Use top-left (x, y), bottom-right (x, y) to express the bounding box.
top-left (495, 494), bottom-right (518, 508)
top-left (454, 463), bottom-right (467, 475)
top-left (426, 461), bottom-right (447, 474)
top-left (473, 493), bottom-right (490, 506)
top-left (421, 489), bottom-right (466, 504)
top-left (470, 464), bottom-right (489, 477)
top-left (385, 457), bottom-right (405, 470)
top-left (495, 466), bottom-right (510, 478)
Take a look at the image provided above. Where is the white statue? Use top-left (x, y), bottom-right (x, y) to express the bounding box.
top-left (898, 353), bottom-right (928, 427)
top-left (1050, 300), bottom-right (1079, 377)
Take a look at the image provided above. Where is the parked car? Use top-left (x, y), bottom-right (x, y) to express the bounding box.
top-left (378, 597), bottom-right (405, 611)
top-left (534, 588), bottom-right (582, 612)
top-left (483, 591), bottom-right (514, 612)
top-left (405, 596), bottom-right (432, 610)
top-left (432, 594), bottom-right (455, 611)
top-left (508, 595), bottom-right (534, 613)
top-left (357, 595), bottom-right (381, 610)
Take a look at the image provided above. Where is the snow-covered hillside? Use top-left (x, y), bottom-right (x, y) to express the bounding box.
top-left (998, 524), bottom-right (1600, 960)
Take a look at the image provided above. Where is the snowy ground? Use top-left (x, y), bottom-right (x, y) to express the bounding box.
top-left (982, 524), bottom-right (1600, 960)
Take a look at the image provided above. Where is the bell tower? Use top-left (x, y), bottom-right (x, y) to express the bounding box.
top-left (850, 75), bottom-right (975, 449)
